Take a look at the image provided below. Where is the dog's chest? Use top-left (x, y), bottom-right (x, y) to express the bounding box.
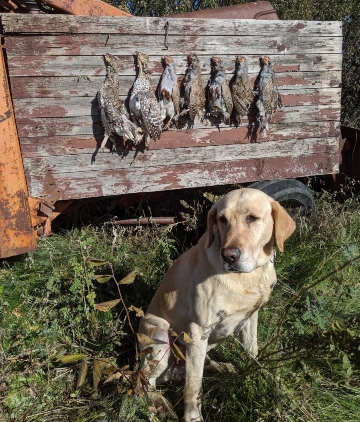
top-left (200, 273), bottom-right (273, 344)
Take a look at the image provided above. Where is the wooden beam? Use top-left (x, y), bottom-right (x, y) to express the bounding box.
top-left (24, 149), bottom-right (339, 200)
top-left (0, 47), bottom-right (37, 258)
top-left (0, 15), bottom-right (341, 35)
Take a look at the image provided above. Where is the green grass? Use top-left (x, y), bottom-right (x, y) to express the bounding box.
top-left (1, 185), bottom-right (360, 421)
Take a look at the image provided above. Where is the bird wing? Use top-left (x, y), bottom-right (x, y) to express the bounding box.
top-left (139, 91), bottom-right (162, 141)
top-left (221, 83), bottom-right (233, 114)
top-left (172, 83), bottom-right (180, 116)
top-left (188, 84), bottom-right (197, 120)
top-left (98, 90), bottom-right (114, 135)
top-left (262, 79), bottom-right (276, 116)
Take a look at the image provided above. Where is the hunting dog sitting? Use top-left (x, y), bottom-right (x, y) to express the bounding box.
top-left (138, 188), bottom-right (296, 421)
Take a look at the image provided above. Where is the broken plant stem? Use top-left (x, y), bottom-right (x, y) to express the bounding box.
top-left (108, 262), bottom-right (139, 358)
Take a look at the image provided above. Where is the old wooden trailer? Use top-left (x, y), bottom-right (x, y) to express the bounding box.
top-left (0, 2), bottom-right (342, 258)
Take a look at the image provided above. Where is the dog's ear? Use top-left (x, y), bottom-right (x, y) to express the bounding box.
top-left (271, 201), bottom-right (296, 252)
top-left (207, 204), bottom-right (217, 248)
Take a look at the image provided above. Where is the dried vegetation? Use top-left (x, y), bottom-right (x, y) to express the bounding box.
top-left (1, 180), bottom-right (360, 421)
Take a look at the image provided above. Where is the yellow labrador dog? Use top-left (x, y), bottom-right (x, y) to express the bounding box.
top-left (138, 188), bottom-right (296, 421)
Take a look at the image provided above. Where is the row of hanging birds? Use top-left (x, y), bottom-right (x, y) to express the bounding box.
top-left (97, 52), bottom-right (282, 151)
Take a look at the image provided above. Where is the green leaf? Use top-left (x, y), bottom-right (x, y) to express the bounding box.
top-left (76, 361), bottom-right (88, 389)
top-left (182, 332), bottom-right (193, 343)
top-left (56, 354), bottom-right (87, 364)
top-left (95, 299), bottom-right (121, 312)
top-left (88, 259), bottom-right (108, 266)
top-left (93, 274), bottom-right (113, 283)
top-left (93, 358), bottom-right (107, 391)
top-left (171, 343), bottom-right (186, 360)
top-left (118, 270), bottom-right (138, 284)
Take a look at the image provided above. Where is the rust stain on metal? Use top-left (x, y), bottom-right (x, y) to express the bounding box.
top-left (167, 2), bottom-right (278, 20)
top-left (44, 0), bottom-right (132, 16)
top-left (0, 48), bottom-right (37, 258)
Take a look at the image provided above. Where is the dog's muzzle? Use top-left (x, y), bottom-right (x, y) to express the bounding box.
top-left (221, 247), bottom-right (240, 265)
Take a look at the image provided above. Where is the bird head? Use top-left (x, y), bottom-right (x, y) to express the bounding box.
top-left (104, 53), bottom-right (115, 65)
top-left (135, 52), bottom-right (149, 67)
top-left (235, 56), bottom-right (248, 73)
top-left (135, 52), bottom-right (151, 76)
top-left (187, 53), bottom-right (199, 65)
top-left (163, 55), bottom-right (173, 66)
top-left (236, 56), bottom-right (246, 65)
top-left (261, 56), bottom-right (270, 66)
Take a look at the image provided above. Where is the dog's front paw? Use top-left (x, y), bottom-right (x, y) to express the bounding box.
top-left (184, 405), bottom-right (204, 422)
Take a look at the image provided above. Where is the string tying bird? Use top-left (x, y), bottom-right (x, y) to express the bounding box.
top-left (158, 55), bottom-right (180, 130)
top-left (255, 56), bottom-right (282, 136)
top-left (129, 52), bottom-right (163, 147)
top-left (98, 53), bottom-right (141, 152)
top-left (231, 56), bottom-right (254, 126)
top-left (206, 56), bottom-right (233, 125)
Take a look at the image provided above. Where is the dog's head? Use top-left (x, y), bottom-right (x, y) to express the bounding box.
top-left (207, 188), bottom-right (296, 273)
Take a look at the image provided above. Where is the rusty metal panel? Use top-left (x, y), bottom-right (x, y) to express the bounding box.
top-left (0, 46), bottom-right (37, 258)
top-left (44, 0), bottom-right (132, 16)
top-left (166, 1), bottom-right (278, 20)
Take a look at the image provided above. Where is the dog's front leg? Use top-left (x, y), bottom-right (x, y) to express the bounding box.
top-left (184, 322), bottom-right (208, 422)
top-left (239, 310), bottom-right (258, 357)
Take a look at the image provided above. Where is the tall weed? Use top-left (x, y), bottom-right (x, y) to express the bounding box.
top-left (1, 187), bottom-right (360, 421)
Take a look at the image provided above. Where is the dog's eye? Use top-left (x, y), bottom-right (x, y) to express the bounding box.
top-left (246, 215), bottom-right (259, 224)
top-left (218, 215), bottom-right (227, 224)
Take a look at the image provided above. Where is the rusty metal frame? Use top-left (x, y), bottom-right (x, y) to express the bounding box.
top-left (44, 0), bottom-right (132, 16)
top-left (0, 45), bottom-right (37, 258)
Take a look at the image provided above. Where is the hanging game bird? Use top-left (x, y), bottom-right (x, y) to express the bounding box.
top-left (98, 53), bottom-right (141, 152)
top-left (255, 56), bottom-right (282, 136)
top-left (231, 56), bottom-right (254, 126)
top-left (129, 52), bottom-right (162, 147)
top-left (180, 53), bottom-right (205, 126)
top-left (158, 55), bottom-right (180, 130)
top-left (206, 56), bottom-right (233, 124)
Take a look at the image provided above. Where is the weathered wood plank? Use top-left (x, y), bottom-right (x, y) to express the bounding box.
top-left (9, 73), bottom-right (342, 108)
top-left (18, 121), bottom-right (341, 157)
top-left (1, 15), bottom-right (342, 36)
top-left (5, 53), bottom-right (342, 78)
top-left (18, 121), bottom-right (341, 156)
top-left (3, 33), bottom-right (342, 57)
top-left (15, 104), bottom-right (340, 138)
top-left (13, 88), bottom-right (341, 118)
top-left (24, 152), bottom-right (339, 200)
top-left (23, 137), bottom-right (339, 176)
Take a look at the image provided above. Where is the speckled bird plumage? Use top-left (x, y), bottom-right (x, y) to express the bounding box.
top-left (255, 56), bottom-right (282, 136)
top-left (158, 55), bottom-right (180, 130)
top-left (181, 53), bottom-right (205, 125)
top-left (207, 56), bottom-right (233, 124)
top-left (231, 56), bottom-right (254, 125)
top-left (129, 52), bottom-right (162, 147)
top-left (98, 53), bottom-right (141, 151)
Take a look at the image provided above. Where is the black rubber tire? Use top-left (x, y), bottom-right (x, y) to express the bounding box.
top-left (247, 179), bottom-right (316, 217)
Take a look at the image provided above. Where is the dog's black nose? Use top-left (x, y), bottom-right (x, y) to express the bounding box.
top-left (221, 247), bottom-right (241, 264)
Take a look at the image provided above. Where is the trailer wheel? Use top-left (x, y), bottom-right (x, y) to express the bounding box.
top-left (247, 179), bottom-right (316, 217)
